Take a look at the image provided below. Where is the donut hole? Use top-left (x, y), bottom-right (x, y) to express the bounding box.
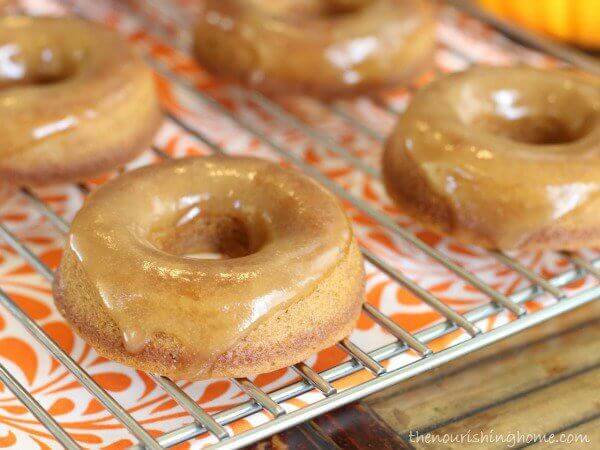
top-left (459, 86), bottom-right (596, 145)
top-left (25, 68), bottom-right (73, 85)
top-left (251, 0), bottom-right (370, 18)
top-left (322, 0), bottom-right (372, 16)
top-left (472, 114), bottom-right (592, 145)
top-left (0, 46), bottom-right (78, 89)
top-left (150, 210), bottom-right (266, 260)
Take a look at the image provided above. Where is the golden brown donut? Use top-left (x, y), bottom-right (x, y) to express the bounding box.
top-left (383, 67), bottom-right (600, 250)
top-left (194, 0), bottom-right (435, 97)
top-left (54, 156), bottom-right (365, 380)
top-left (0, 16), bottom-right (161, 186)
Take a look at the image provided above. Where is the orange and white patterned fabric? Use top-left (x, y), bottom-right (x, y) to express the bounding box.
top-left (0, 1), bottom-right (597, 449)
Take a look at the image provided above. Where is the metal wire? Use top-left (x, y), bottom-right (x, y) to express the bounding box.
top-left (0, 363), bottom-right (81, 450)
top-left (234, 378), bottom-right (286, 418)
top-left (0, 2), bottom-right (597, 450)
top-left (326, 103), bottom-right (387, 142)
top-left (236, 88), bottom-right (381, 178)
top-left (151, 376), bottom-right (231, 440)
top-left (338, 339), bottom-right (386, 376)
top-left (20, 188), bottom-right (70, 234)
top-left (491, 251), bottom-right (566, 299)
top-left (360, 247), bottom-right (486, 333)
top-left (565, 253), bottom-right (600, 279)
top-left (1, 218), bottom-right (597, 449)
top-left (194, 284), bottom-right (600, 450)
top-left (362, 303), bottom-right (432, 356)
top-left (292, 363), bottom-right (337, 397)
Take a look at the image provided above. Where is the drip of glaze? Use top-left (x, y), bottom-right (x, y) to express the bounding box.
top-left (122, 327), bottom-right (149, 354)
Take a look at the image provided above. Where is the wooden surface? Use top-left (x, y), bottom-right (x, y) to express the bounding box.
top-left (249, 301), bottom-right (600, 449)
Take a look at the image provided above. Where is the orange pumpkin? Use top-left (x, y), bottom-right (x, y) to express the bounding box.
top-left (478, 0), bottom-right (600, 48)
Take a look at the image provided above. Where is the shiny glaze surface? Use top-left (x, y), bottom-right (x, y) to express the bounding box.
top-left (64, 157), bottom-right (353, 360)
top-left (384, 67), bottom-right (600, 249)
top-left (194, 0), bottom-right (435, 97)
top-left (0, 16), bottom-right (158, 182)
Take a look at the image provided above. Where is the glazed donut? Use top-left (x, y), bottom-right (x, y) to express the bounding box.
top-left (383, 67), bottom-right (600, 250)
top-left (0, 16), bottom-right (161, 186)
top-left (194, 0), bottom-right (435, 97)
top-left (54, 156), bottom-right (365, 379)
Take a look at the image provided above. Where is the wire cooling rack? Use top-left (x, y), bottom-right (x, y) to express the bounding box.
top-left (0, 0), bottom-right (599, 449)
